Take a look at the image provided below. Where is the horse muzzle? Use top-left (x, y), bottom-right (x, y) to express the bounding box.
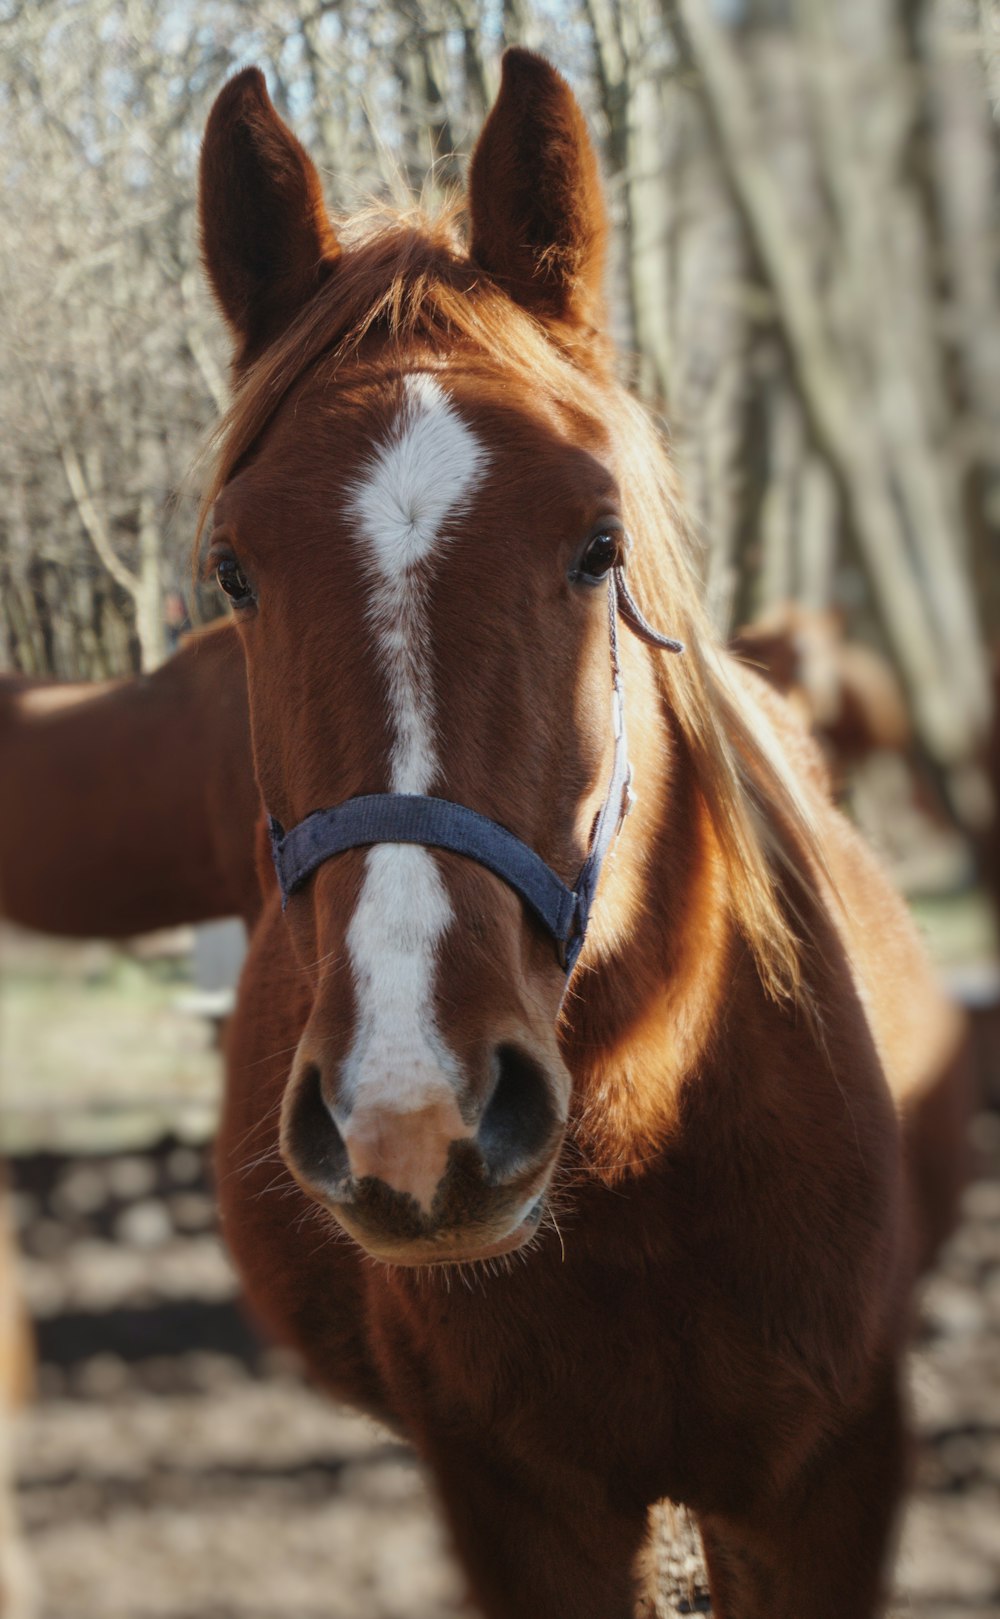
top-left (279, 1044), bottom-right (567, 1265)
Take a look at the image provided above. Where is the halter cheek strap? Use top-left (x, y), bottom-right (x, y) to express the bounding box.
top-left (267, 566), bottom-right (682, 975)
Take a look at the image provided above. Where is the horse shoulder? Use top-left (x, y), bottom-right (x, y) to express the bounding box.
top-left (752, 671), bottom-right (972, 1270)
top-left (812, 804), bottom-right (972, 1268)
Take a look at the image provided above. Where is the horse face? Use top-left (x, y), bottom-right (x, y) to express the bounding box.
top-left (201, 53), bottom-right (620, 1265)
top-left (213, 369), bottom-right (630, 1262)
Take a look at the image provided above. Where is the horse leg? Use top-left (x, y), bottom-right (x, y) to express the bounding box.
top-left (696, 1359), bottom-right (908, 1619)
top-left (425, 1441), bottom-right (652, 1619)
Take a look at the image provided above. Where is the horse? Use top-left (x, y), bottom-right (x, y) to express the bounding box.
top-left (198, 52), bottom-right (972, 1618)
top-left (729, 604), bottom-right (910, 783)
top-left (0, 618), bottom-right (261, 936)
top-left (0, 620), bottom-right (263, 1616)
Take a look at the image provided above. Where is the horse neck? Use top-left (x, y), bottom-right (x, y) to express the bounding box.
top-left (561, 684), bottom-right (737, 1181)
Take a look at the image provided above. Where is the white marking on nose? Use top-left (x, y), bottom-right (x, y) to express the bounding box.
top-left (341, 376), bottom-right (487, 1130)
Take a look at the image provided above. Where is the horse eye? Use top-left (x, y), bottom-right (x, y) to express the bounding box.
top-left (575, 531), bottom-right (623, 585)
top-left (216, 557), bottom-right (254, 606)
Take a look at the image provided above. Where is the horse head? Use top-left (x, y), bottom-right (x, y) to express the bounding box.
top-left (197, 54), bottom-right (727, 1265)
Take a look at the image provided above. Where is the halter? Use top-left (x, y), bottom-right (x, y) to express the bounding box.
top-left (268, 561), bottom-right (683, 975)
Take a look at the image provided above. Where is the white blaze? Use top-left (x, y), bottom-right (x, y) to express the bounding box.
top-left (341, 375), bottom-right (487, 1114)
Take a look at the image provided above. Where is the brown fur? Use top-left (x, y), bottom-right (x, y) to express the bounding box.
top-left (0, 619), bottom-right (261, 935)
top-left (730, 604), bottom-right (910, 779)
top-left (468, 47), bottom-right (609, 337)
top-left (198, 67), bottom-right (340, 370)
top-left (200, 51), bottom-right (972, 1618)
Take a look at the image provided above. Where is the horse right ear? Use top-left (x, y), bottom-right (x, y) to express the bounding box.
top-left (199, 68), bottom-right (340, 367)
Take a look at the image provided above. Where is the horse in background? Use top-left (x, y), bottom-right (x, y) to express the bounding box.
top-left (730, 603), bottom-right (909, 783)
top-left (192, 51), bottom-right (975, 1619)
top-left (0, 619), bottom-right (263, 1619)
top-left (0, 619), bottom-right (261, 937)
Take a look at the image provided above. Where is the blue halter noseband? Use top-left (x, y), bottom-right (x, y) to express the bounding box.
top-left (268, 563), bottom-right (682, 975)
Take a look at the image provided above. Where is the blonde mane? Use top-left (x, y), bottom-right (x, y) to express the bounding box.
top-left (197, 202), bottom-right (826, 1008)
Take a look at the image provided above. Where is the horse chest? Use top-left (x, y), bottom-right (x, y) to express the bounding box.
top-left (364, 1244), bottom-right (812, 1511)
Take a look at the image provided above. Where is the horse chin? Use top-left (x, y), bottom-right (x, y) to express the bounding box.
top-left (330, 1193), bottom-right (546, 1270)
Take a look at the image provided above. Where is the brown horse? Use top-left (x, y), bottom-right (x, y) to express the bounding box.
top-left (0, 619), bottom-right (261, 935)
top-left (730, 604), bottom-right (910, 781)
top-left (0, 624), bottom-right (261, 1614)
top-left (199, 54), bottom-right (971, 1618)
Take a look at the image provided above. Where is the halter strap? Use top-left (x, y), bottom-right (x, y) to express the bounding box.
top-left (267, 564), bottom-right (682, 974)
top-left (269, 794), bottom-right (578, 946)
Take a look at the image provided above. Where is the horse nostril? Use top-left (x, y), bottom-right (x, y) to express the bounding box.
top-left (477, 1045), bottom-right (558, 1179)
top-left (283, 1062), bottom-right (350, 1192)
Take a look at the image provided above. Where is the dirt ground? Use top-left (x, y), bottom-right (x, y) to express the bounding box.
top-left (7, 1077), bottom-right (1000, 1619)
top-left (3, 924), bottom-right (999, 1618)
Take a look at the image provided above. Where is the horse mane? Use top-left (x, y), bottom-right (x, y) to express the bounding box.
top-left (196, 201), bottom-right (827, 1010)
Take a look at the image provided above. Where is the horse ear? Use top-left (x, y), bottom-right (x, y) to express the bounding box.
top-left (199, 68), bottom-right (340, 365)
top-left (467, 49), bottom-right (608, 333)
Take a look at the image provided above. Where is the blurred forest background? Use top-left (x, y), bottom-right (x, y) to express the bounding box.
top-left (1, 0), bottom-right (998, 842)
top-left (2, 8), bottom-right (1000, 1617)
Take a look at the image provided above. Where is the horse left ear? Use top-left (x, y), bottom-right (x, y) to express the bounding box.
top-left (467, 49), bottom-right (608, 334)
top-left (199, 67), bottom-right (341, 366)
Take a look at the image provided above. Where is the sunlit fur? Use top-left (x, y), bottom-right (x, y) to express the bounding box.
top-left (198, 52), bottom-right (975, 1619)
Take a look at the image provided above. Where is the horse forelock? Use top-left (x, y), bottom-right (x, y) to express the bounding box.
top-left (196, 202), bottom-right (828, 1016)
top-left (194, 205), bottom-right (601, 540)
